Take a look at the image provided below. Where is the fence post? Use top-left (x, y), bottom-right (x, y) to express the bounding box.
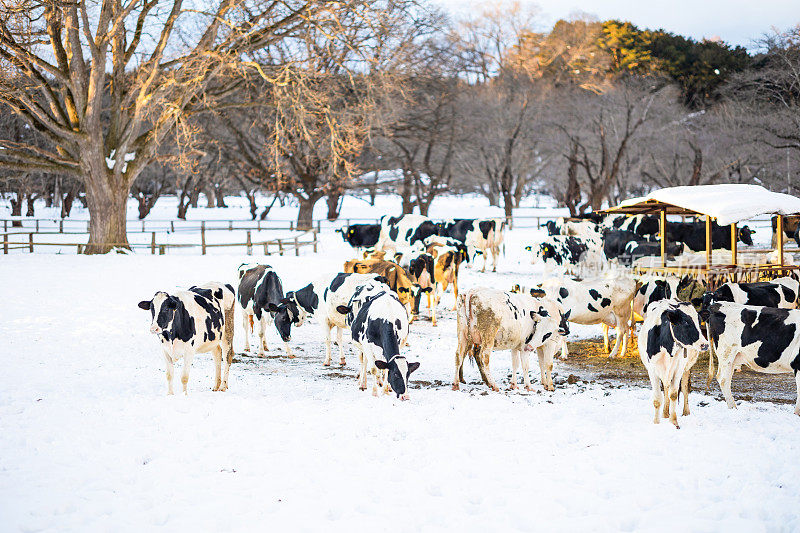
top-left (151, 232), bottom-right (156, 255)
top-left (201, 221), bottom-right (206, 255)
top-left (159, 245), bottom-right (166, 255)
top-left (3, 233), bottom-right (7, 254)
top-left (35, 219), bottom-right (39, 232)
top-left (257, 219), bottom-right (261, 231)
top-left (278, 240), bottom-right (284, 256)
top-left (29, 233), bottom-right (33, 253)
top-left (246, 231), bottom-right (252, 255)
top-left (313, 230), bottom-right (318, 253)
top-left (142, 220), bottom-right (145, 232)
top-left (3, 220), bottom-right (6, 232)
top-left (264, 242), bottom-right (269, 255)
top-left (289, 221), bottom-right (294, 231)
top-left (316, 220), bottom-right (321, 233)
top-left (229, 220), bottom-right (233, 231)
top-left (59, 220), bottom-right (63, 233)
top-left (170, 221), bottom-right (174, 232)
top-left (294, 236), bottom-right (299, 256)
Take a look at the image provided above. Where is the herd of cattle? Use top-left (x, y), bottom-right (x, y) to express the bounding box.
top-left (136, 212), bottom-right (800, 428)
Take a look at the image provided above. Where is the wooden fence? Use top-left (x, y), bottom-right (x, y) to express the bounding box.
top-left (2, 228), bottom-right (317, 256)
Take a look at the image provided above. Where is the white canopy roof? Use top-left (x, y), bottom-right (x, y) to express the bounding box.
top-left (616, 184), bottom-right (800, 225)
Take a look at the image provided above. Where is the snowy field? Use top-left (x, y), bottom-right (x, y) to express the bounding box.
top-left (1, 195), bottom-right (799, 532)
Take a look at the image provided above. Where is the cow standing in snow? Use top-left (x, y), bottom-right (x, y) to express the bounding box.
top-left (701, 276), bottom-right (799, 311)
top-left (337, 287), bottom-right (418, 399)
top-left (538, 276), bottom-right (637, 357)
top-left (453, 288), bottom-right (569, 392)
top-left (375, 214), bottom-right (439, 252)
top-left (138, 282), bottom-right (235, 395)
top-left (527, 235), bottom-right (605, 274)
top-left (638, 300), bottom-right (708, 428)
top-left (437, 218), bottom-right (505, 272)
top-left (237, 264), bottom-right (285, 356)
top-left (705, 302), bottom-right (800, 416)
top-left (268, 273), bottom-right (391, 366)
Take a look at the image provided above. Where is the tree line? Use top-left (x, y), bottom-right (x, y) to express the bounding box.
top-left (0, 0), bottom-right (799, 252)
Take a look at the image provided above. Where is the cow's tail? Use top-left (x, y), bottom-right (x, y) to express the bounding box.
top-left (706, 321), bottom-right (715, 389)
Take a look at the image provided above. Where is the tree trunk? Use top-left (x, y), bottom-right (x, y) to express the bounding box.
top-left (401, 171), bottom-right (415, 214)
top-left (204, 185), bottom-right (216, 208)
top-left (214, 187), bottom-right (228, 208)
top-left (189, 187), bottom-right (200, 208)
top-left (83, 181), bottom-right (130, 254)
top-left (10, 192), bottom-right (22, 227)
top-left (368, 185), bottom-right (377, 205)
top-left (501, 188), bottom-right (514, 220)
top-left (25, 194), bottom-right (35, 217)
top-left (296, 194), bottom-right (321, 230)
top-left (61, 189), bottom-right (76, 218)
top-left (326, 194), bottom-right (341, 221)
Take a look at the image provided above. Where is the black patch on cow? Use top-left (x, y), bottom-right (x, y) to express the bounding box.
top-left (189, 288), bottom-right (224, 343)
top-left (646, 313), bottom-right (674, 359)
top-left (559, 287), bottom-right (569, 299)
top-left (587, 303), bottom-right (598, 313)
top-left (329, 273), bottom-right (351, 293)
top-left (542, 332), bottom-right (553, 342)
top-left (237, 265), bottom-right (267, 310)
top-left (254, 270), bottom-right (284, 319)
top-left (478, 220), bottom-right (494, 240)
top-left (225, 283), bottom-right (235, 295)
top-left (588, 289), bottom-right (601, 300)
top-left (739, 307), bottom-right (795, 368)
top-left (600, 298), bottom-right (611, 307)
top-left (294, 283), bottom-right (320, 313)
top-left (157, 296), bottom-right (196, 343)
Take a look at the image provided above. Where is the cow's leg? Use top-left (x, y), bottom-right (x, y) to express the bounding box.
top-left (336, 327), bottom-right (346, 366)
top-left (717, 356), bottom-right (737, 409)
top-left (257, 316), bottom-right (269, 356)
top-left (603, 324), bottom-right (610, 353)
top-left (241, 313), bottom-right (251, 352)
top-left (475, 342), bottom-right (498, 392)
top-left (667, 374), bottom-right (681, 428)
top-left (794, 372), bottom-right (800, 416)
top-left (221, 342), bottom-right (233, 392)
top-left (426, 291), bottom-right (431, 309)
top-left (322, 320), bottom-right (333, 366)
top-left (608, 317), bottom-right (624, 357)
top-left (681, 367), bottom-right (692, 416)
top-left (284, 341), bottom-right (295, 359)
top-left (560, 338), bottom-right (569, 359)
top-left (163, 351), bottom-right (175, 395)
top-left (538, 346), bottom-right (555, 392)
top-left (520, 348), bottom-right (533, 391)
top-left (181, 353), bottom-right (193, 395)
top-left (453, 336), bottom-right (468, 390)
top-left (647, 368), bottom-right (663, 424)
top-left (452, 277), bottom-right (459, 311)
top-left (509, 349), bottom-right (520, 390)
top-left (357, 347), bottom-right (369, 391)
top-left (492, 245), bottom-right (499, 272)
top-left (212, 346), bottom-right (222, 391)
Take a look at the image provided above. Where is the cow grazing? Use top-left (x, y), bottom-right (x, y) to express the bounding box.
top-left (705, 302), bottom-right (800, 416)
top-left (343, 258), bottom-right (430, 317)
top-left (268, 273), bottom-right (390, 366)
top-left (237, 264), bottom-right (285, 356)
top-left (638, 300), bottom-right (708, 428)
top-left (337, 224), bottom-right (381, 249)
top-left (376, 214), bottom-right (439, 252)
top-left (453, 288), bottom-right (569, 392)
top-left (602, 214), bottom-right (660, 237)
top-left (702, 276), bottom-right (799, 311)
top-left (337, 289), bottom-right (418, 399)
top-left (437, 218), bottom-right (505, 272)
top-left (539, 276), bottom-right (637, 357)
top-left (666, 220), bottom-right (755, 252)
top-left (527, 235), bottom-right (605, 274)
top-left (138, 282), bottom-right (235, 395)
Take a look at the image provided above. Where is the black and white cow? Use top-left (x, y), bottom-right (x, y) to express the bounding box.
top-left (701, 276), bottom-right (799, 311)
top-left (337, 224), bottom-right (381, 249)
top-left (237, 264), bottom-right (285, 356)
top-left (633, 276), bottom-right (706, 318)
top-left (638, 299), bottom-right (708, 428)
top-left (138, 282), bottom-right (235, 395)
top-left (336, 288), bottom-right (417, 399)
top-left (539, 276), bottom-right (637, 357)
top-left (666, 220), bottom-right (755, 252)
top-left (437, 218), bottom-right (505, 272)
top-left (453, 287), bottom-right (569, 392)
top-left (602, 214), bottom-right (660, 237)
top-left (603, 230), bottom-right (647, 260)
top-left (268, 272), bottom-right (393, 366)
top-left (527, 235), bottom-right (605, 273)
top-left (625, 241), bottom-right (684, 262)
top-left (705, 302), bottom-right (800, 416)
top-left (376, 214), bottom-right (439, 252)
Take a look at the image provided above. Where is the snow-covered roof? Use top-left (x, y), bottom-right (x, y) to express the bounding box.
top-left (611, 184), bottom-right (800, 225)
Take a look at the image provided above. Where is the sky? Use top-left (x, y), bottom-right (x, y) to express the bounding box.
top-left (437, 0), bottom-right (800, 50)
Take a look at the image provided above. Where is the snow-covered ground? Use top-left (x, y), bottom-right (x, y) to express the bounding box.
top-left (1, 195), bottom-right (799, 532)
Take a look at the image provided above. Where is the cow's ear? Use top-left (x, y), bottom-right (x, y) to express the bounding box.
top-left (398, 287), bottom-right (409, 293)
top-left (374, 360), bottom-right (389, 370)
top-left (422, 287), bottom-right (433, 293)
top-left (564, 310), bottom-right (571, 320)
top-left (336, 305), bottom-right (350, 314)
top-left (524, 246), bottom-right (532, 251)
top-left (267, 303), bottom-right (280, 312)
top-left (137, 300), bottom-right (151, 310)
top-left (408, 361), bottom-right (420, 375)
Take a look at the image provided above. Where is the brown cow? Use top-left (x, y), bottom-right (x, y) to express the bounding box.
top-left (426, 243), bottom-right (465, 312)
top-left (342, 259), bottom-right (430, 318)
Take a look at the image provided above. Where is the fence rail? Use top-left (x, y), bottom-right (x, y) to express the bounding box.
top-left (2, 228), bottom-right (317, 256)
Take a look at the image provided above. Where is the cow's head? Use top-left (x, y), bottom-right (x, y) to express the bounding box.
top-left (545, 220), bottom-right (559, 236)
top-left (663, 302), bottom-right (708, 352)
top-left (138, 292), bottom-right (180, 336)
top-left (738, 226), bottom-right (755, 246)
top-left (374, 356), bottom-right (420, 400)
top-left (397, 284), bottom-right (432, 316)
top-left (268, 293), bottom-right (305, 342)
